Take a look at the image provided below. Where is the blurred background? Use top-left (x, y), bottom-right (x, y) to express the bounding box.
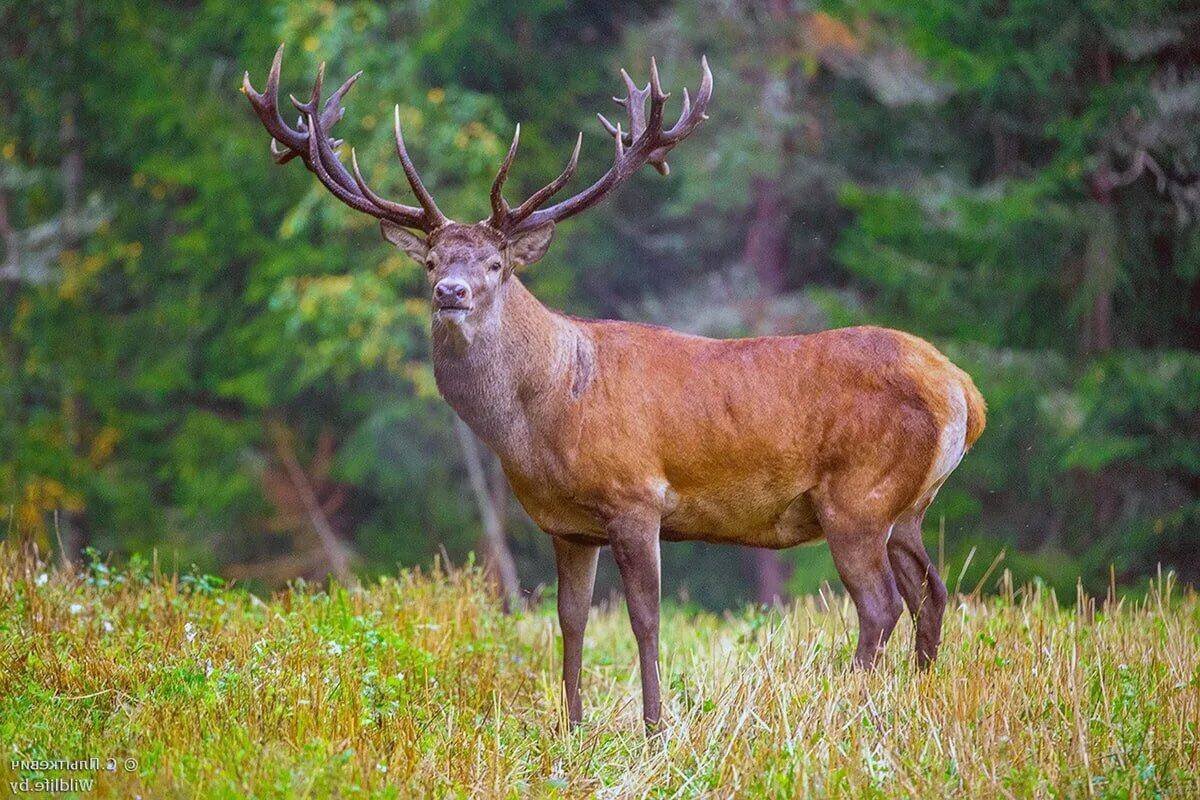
top-left (2, 0), bottom-right (1197, 608)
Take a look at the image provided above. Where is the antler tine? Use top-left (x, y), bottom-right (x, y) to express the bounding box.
top-left (511, 55), bottom-right (714, 233)
top-left (299, 63), bottom-right (397, 217)
top-left (245, 45), bottom-right (442, 232)
top-left (649, 57), bottom-right (669, 102)
top-left (322, 70), bottom-right (361, 130)
top-left (311, 70), bottom-right (436, 230)
top-left (618, 69), bottom-right (650, 143)
top-left (664, 55), bottom-right (713, 140)
top-left (348, 148), bottom-right (432, 226)
top-left (598, 59), bottom-right (670, 174)
top-left (302, 85), bottom-right (401, 220)
top-left (619, 67), bottom-right (639, 98)
top-left (488, 124), bottom-right (521, 225)
top-left (596, 113), bottom-right (632, 144)
top-left (506, 133), bottom-right (583, 225)
top-left (272, 66), bottom-right (357, 165)
top-left (393, 106), bottom-right (448, 228)
top-left (242, 44), bottom-right (306, 163)
top-left (269, 138), bottom-right (297, 164)
top-left (643, 58), bottom-right (669, 174)
top-left (677, 87), bottom-right (691, 126)
top-left (289, 62), bottom-right (361, 197)
top-left (595, 60), bottom-right (669, 149)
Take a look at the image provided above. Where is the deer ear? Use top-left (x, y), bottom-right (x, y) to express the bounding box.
top-left (380, 220), bottom-right (429, 263)
top-left (506, 222), bottom-right (555, 267)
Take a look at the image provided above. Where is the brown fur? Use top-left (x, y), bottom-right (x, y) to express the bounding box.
top-left (431, 267), bottom-right (981, 550)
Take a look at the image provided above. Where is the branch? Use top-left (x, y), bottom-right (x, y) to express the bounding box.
top-left (0, 180), bottom-right (18, 279)
top-left (267, 421), bottom-right (354, 584)
top-left (453, 416), bottom-right (520, 610)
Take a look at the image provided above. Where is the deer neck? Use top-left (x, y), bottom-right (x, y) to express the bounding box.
top-left (431, 277), bottom-right (576, 463)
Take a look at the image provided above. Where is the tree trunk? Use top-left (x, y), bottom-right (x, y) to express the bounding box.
top-left (1080, 44), bottom-right (1116, 356)
top-left (454, 417), bottom-right (521, 611)
top-left (0, 182), bottom-right (17, 283)
top-left (737, 0), bottom-right (800, 606)
top-left (55, 76), bottom-right (87, 567)
top-left (742, 175), bottom-right (789, 294)
top-left (267, 422), bottom-right (354, 585)
top-left (1080, 200), bottom-right (1117, 355)
top-left (752, 548), bottom-right (789, 605)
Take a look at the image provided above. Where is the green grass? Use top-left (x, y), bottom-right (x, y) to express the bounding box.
top-left (1, 545), bottom-right (1198, 799)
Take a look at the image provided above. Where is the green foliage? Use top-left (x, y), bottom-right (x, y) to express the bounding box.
top-left (1, 0), bottom-right (1197, 603)
top-left (1, 0), bottom-right (654, 583)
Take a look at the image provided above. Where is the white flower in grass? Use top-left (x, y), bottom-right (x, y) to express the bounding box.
top-left (35, 573), bottom-right (48, 586)
top-left (102, 620), bottom-right (114, 633)
top-left (327, 641), bottom-right (344, 656)
top-left (68, 603), bottom-right (84, 615)
top-left (184, 622), bottom-right (197, 643)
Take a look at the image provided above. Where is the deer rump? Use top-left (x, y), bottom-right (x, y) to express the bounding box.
top-left (501, 323), bottom-right (983, 549)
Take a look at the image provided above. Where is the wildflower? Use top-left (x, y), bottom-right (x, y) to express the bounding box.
top-left (35, 573), bottom-right (48, 586)
top-left (69, 603), bottom-right (84, 615)
top-left (184, 622), bottom-right (197, 643)
top-left (327, 641), bottom-right (344, 656)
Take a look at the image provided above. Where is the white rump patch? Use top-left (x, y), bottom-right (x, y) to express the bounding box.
top-left (925, 383), bottom-right (967, 495)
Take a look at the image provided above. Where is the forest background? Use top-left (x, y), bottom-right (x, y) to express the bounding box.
top-left (3, 0), bottom-right (1197, 607)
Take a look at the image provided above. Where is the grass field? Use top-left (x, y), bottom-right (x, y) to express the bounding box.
top-left (1, 544), bottom-right (1198, 799)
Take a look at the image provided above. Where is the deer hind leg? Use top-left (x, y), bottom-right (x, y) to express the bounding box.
top-left (818, 505), bottom-right (904, 670)
top-left (553, 537), bottom-right (600, 728)
top-left (886, 511), bottom-right (947, 669)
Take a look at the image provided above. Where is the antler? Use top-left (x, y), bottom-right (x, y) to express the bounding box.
top-left (243, 44), bottom-right (447, 233)
top-left (488, 56), bottom-right (713, 235)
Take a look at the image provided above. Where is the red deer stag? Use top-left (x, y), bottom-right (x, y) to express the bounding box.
top-left (245, 46), bottom-right (986, 729)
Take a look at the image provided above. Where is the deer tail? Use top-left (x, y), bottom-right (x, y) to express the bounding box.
top-left (962, 375), bottom-right (987, 450)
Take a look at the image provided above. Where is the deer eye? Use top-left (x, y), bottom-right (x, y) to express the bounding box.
top-left (487, 258), bottom-right (502, 272)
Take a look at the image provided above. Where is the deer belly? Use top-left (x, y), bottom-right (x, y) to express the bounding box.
top-left (661, 484), bottom-right (823, 548)
top-left (508, 466), bottom-right (824, 548)
top-left (506, 477), bottom-right (608, 539)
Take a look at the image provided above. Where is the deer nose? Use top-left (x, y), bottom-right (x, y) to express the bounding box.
top-left (434, 279), bottom-right (471, 307)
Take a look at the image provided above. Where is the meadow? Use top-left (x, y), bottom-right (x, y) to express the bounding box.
top-left (1, 544), bottom-right (1197, 799)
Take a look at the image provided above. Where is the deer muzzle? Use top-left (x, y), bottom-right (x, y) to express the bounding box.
top-left (433, 278), bottom-right (472, 312)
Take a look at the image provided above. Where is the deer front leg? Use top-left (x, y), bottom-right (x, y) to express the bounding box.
top-left (607, 513), bottom-right (663, 730)
top-left (553, 537), bottom-right (599, 727)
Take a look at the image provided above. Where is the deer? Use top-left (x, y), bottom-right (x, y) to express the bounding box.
top-left (244, 45), bottom-right (986, 730)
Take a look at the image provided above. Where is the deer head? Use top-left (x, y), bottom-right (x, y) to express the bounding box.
top-left (243, 45), bottom-right (712, 340)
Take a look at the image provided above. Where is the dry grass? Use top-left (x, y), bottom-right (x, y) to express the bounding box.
top-left (1, 544), bottom-right (1197, 799)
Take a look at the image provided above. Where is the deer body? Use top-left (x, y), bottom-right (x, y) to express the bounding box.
top-left (435, 274), bottom-right (983, 551)
top-left (246, 47), bottom-right (986, 731)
